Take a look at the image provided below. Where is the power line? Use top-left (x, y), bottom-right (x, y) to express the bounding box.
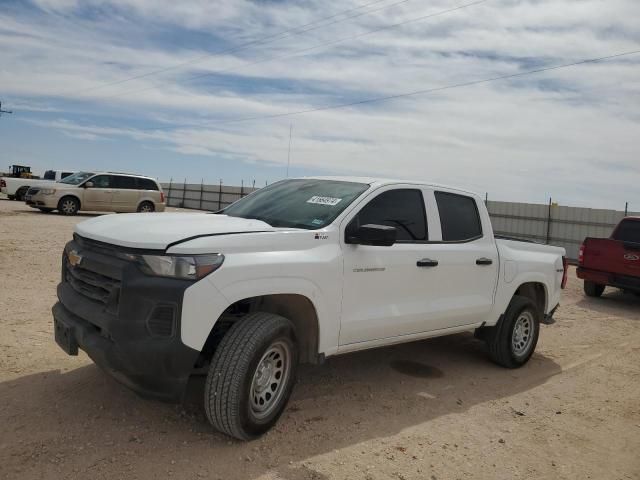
top-left (0, 101), bottom-right (13, 117)
top-left (135, 50), bottom-right (640, 131)
top-left (98, 0), bottom-right (489, 101)
top-left (70, 0), bottom-right (410, 96)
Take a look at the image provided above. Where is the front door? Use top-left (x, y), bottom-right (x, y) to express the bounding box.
top-left (340, 186), bottom-right (441, 346)
top-left (83, 175), bottom-right (114, 211)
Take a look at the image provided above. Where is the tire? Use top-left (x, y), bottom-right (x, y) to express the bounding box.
top-left (15, 187), bottom-right (29, 202)
top-left (485, 295), bottom-right (540, 369)
top-left (137, 201), bottom-right (155, 213)
top-left (57, 196), bottom-right (80, 215)
top-left (584, 281), bottom-right (605, 297)
top-left (7, 195), bottom-right (15, 201)
top-left (204, 312), bottom-right (298, 440)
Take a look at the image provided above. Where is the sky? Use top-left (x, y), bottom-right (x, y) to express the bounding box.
top-left (0, 0), bottom-right (638, 209)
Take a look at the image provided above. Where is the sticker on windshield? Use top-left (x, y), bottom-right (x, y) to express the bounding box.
top-left (311, 219), bottom-right (324, 225)
top-left (307, 196), bottom-right (342, 206)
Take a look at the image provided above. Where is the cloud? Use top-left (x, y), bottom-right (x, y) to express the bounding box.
top-left (1, 0), bottom-right (639, 208)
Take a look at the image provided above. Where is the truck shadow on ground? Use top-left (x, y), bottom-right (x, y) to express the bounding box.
top-left (0, 333), bottom-right (561, 480)
top-left (576, 289), bottom-right (640, 318)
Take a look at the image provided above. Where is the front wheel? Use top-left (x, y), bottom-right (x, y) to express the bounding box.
top-left (204, 312), bottom-right (298, 440)
top-left (137, 201), bottom-right (155, 213)
top-left (58, 196), bottom-right (79, 215)
top-left (584, 281), bottom-right (605, 297)
top-left (485, 295), bottom-right (540, 368)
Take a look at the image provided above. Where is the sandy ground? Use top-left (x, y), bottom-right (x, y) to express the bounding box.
top-left (0, 197), bottom-right (638, 480)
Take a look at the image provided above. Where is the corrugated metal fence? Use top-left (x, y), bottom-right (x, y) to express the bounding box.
top-left (161, 181), bottom-right (258, 212)
top-left (487, 201), bottom-right (638, 261)
top-left (161, 181), bottom-right (636, 261)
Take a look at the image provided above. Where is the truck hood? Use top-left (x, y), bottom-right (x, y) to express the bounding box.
top-left (75, 213), bottom-right (275, 250)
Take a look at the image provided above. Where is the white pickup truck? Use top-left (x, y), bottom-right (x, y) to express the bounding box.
top-left (1, 169), bottom-right (74, 201)
top-left (52, 177), bottom-right (567, 440)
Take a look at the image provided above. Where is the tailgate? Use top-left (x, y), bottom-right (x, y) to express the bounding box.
top-left (582, 238), bottom-right (640, 277)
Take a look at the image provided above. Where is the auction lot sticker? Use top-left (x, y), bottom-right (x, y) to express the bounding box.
top-left (307, 196), bottom-right (342, 206)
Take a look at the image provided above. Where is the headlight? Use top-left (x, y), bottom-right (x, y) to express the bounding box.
top-left (40, 189), bottom-right (56, 195)
top-left (132, 254), bottom-right (224, 280)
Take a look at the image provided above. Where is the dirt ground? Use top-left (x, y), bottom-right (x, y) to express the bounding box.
top-left (0, 197), bottom-right (638, 480)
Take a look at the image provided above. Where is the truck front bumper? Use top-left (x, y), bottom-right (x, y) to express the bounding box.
top-left (53, 237), bottom-right (201, 402)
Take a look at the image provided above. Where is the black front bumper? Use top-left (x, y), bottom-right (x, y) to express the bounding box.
top-left (53, 237), bottom-right (200, 402)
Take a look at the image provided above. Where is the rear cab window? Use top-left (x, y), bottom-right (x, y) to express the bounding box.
top-left (348, 189), bottom-right (427, 242)
top-left (434, 191), bottom-right (482, 242)
top-left (612, 219), bottom-right (640, 243)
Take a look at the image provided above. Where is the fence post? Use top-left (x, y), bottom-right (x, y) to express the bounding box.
top-left (485, 192), bottom-right (488, 205)
top-left (545, 197), bottom-right (552, 244)
top-left (625, 202), bottom-right (628, 216)
top-left (241, 180), bottom-right (244, 198)
top-left (181, 178), bottom-right (186, 208)
top-left (199, 178), bottom-right (204, 210)
top-left (218, 179), bottom-right (223, 211)
top-left (167, 178), bottom-right (173, 207)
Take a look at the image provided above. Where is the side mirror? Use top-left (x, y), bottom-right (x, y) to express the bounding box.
top-left (347, 224), bottom-right (396, 247)
top-left (84, 181), bottom-right (94, 188)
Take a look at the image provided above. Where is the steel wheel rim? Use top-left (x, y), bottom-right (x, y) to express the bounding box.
top-left (140, 203), bottom-right (152, 212)
top-left (512, 311), bottom-right (535, 356)
top-left (61, 200), bottom-right (76, 214)
top-left (250, 341), bottom-right (291, 419)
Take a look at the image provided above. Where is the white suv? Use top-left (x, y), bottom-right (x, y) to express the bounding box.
top-left (25, 171), bottom-right (166, 215)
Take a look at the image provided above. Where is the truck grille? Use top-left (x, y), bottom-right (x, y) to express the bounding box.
top-left (65, 259), bottom-right (120, 305)
top-left (63, 235), bottom-right (126, 313)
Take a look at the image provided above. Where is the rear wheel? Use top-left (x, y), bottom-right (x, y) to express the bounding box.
top-left (58, 196), bottom-right (79, 215)
top-left (137, 201), bottom-right (155, 213)
top-left (485, 295), bottom-right (540, 368)
top-left (15, 187), bottom-right (29, 201)
top-left (584, 281), bottom-right (605, 297)
top-left (7, 195), bottom-right (15, 201)
top-left (204, 312), bottom-right (298, 440)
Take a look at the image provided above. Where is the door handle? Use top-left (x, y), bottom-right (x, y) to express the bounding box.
top-left (476, 257), bottom-right (493, 265)
top-left (417, 258), bottom-right (438, 267)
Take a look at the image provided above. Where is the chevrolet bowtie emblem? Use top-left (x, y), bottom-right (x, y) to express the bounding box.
top-left (68, 250), bottom-right (83, 267)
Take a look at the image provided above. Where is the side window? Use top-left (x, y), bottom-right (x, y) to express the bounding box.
top-left (136, 178), bottom-right (159, 190)
top-left (61, 172), bottom-right (73, 179)
top-left (113, 176), bottom-right (137, 189)
top-left (435, 191), bottom-right (482, 242)
top-left (349, 189), bottom-right (427, 242)
top-left (43, 170), bottom-right (56, 180)
top-left (90, 175), bottom-right (113, 188)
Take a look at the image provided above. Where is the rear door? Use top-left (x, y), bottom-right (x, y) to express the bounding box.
top-left (422, 190), bottom-right (499, 327)
top-left (83, 175), bottom-right (114, 211)
top-left (111, 175), bottom-right (140, 212)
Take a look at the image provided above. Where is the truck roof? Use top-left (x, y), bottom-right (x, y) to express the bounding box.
top-left (305, 176), bottom-right (480, 197)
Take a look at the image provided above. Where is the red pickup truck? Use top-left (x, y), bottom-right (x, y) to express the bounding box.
top-left (577, 217), bottom-right (640, 297)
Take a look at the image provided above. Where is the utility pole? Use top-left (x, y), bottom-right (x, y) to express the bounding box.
top-left (0, 101), bottom-right (13, 117)
top-left (286, 124), bottom-right (292, 178)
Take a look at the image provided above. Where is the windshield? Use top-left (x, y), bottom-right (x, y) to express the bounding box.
top-left (223, 179), bottom-right (369, 229)
top-left (612, 219), bottom-right (640, 243)
top-left (59, 171), bottom-right (95, 185)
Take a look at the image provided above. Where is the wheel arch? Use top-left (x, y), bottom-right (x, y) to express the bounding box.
top-left (58, 194), bottom-right (82, 209)
top-left (197, 293), bottom-right (321, 369)
top-left (511, 281), bottom-right (547, 317)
